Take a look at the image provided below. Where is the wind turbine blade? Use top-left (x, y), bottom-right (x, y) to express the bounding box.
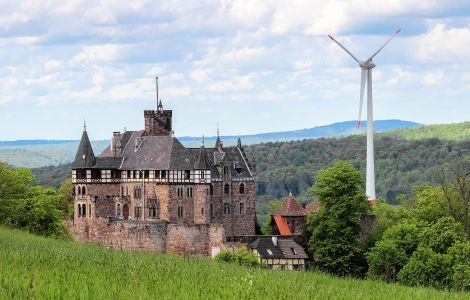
top-left (358, 69), bottom-right (367, 128)
top-left (328, 34), bottom-right (361, 63)
top-left (366, 28), bottom-right (401, 63)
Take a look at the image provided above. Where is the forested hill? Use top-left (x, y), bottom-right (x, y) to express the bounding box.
top-left (249, 136), bottom-right (469, 204)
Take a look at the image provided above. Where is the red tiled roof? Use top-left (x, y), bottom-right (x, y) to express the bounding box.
top-left (273, 193), bottom-right (306, 217)
top-left (305, 200), bottom-right (320, 214)
top-left (273, 215), bottom-right (292, 236)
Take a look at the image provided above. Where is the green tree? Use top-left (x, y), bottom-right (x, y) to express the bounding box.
top-left (419, 216), bottom-right (466, 254)
top-left (58, 179), bottom-right (74, 219)
top-left (260, 200), bottom-right (282, 235)
top-left (448, 241), bottom-right (470, 291)
top-left (307, 161), bottom-right (370, 277)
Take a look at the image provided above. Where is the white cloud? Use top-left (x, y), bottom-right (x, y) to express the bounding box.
top-left (413, 24), bottom-right (470, 63)
top-left (190, 69), bottom-right (209, 83)
top-left (72, 44), bottom-right (122, 64)
top-left (44, 60), bottom-right (63, 70)
top-left (208, 74), bottom-right (255, 93)
top-left (421, 71), bottom-right (444, 86)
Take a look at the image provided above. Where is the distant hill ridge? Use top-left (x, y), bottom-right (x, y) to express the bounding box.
top-left (0, 119), bottom-right (419, 148)
top-left (2, 120), bottom-right (470, 169)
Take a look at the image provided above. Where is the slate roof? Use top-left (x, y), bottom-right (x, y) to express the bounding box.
top-left (249, 237), bottom-right (308, 259)
top-left (72, 128), bottom-right (254, 178)
top-left (273, 193), bottom-right (307, 217)
top-left (194, 146), bottom-right (211, 169)
top-left (72, 130), bottom-right (96, 169)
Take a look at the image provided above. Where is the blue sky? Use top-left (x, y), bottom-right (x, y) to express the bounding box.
top-left (1, 1), bottom-right (470, 140)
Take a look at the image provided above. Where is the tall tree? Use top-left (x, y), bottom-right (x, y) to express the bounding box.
top-left (307, 161), bottom-right (371, 277)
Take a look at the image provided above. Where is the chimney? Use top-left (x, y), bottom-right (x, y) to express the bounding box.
top-left (112, 131), bottom-right (122, 157)
top-left (272, 236), bottom-right (278, 246)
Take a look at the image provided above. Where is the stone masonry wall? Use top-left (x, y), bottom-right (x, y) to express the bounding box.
top-left (70, 218), bottom-right (224, 256)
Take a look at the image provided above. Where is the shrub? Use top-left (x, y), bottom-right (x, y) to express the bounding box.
top-left (367, 239), bottom-right (408, 282)
top-left (215, 250), bottom-right (236, 263)
top-left (397, 247), bottom-right (453, 290)
top-left (215, 249), bottom-right (260, 267)
top-left (235, 249), bottom-right (259, 267)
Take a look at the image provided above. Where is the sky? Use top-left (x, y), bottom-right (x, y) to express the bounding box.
top-left (1, 0), bottom-right (470, 141)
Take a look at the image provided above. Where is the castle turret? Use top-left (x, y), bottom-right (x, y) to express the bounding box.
top-left (144, 100), bottom-right (173, 136)
top-left (72, 125), bottom-right (96, 168)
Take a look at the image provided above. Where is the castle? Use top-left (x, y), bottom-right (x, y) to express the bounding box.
top-left (70, 95), bottom-right (256, 255)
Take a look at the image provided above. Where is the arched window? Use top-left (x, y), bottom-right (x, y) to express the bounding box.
top-left (210, 184), bottom-right (214, 195)
top-left (239, 183), bottom-right (245, 194)
top-left (82, 186), bottom-right (86, 195)
top-left (77, 186), bottom-right (81, 195)
top-left (224, 184), bottom-right (230, 194)
top-left (117, 203), bottom-right (121, 215)
top-left (89, 204), bottom-right (91, 218)
top-left (82, 204), bottom-right (86, 217)
top-left (78, 204), bottom-right (82, 217)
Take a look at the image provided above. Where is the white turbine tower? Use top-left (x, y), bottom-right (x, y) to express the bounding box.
top-left (328, 29), bottom-right (400, 204)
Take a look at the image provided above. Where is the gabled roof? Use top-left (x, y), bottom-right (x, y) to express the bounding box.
top-left (72, 130), bottom-right (96, 168)
top-left (249, 237), bottom-right (308, 259)
top-left (273, 193), bottom-right (306, 217)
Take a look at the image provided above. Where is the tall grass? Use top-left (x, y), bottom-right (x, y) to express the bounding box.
top-left (0, 227), bottom-right (467, 299)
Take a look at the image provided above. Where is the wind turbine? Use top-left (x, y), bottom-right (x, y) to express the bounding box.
top-left (328, 29), bottom-right (400, 204)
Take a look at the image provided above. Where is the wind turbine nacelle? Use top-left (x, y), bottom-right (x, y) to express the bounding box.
top-left (360, 61), bottom-right (375, 69)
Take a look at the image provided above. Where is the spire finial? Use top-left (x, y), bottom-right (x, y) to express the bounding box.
top-left (156, 75), bottom-right (159, 107)
top-left (202, 134), bottom-right (205, 147)
top-left (83, 119), bottom-right (86, 131)
top-left (217, 122), bottom-right (220, 138)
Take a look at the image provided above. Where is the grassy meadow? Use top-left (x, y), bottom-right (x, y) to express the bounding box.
top-left (0, 228), bottom-right (468, 299)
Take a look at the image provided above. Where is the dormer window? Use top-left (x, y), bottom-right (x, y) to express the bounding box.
top-left (266, 249), bottom-right (273, 256)
top-left (82, 154), bottom-right (86, 159)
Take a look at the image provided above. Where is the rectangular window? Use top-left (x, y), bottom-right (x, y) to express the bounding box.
top-left (127, 170), bottom-right (131, 178)
top-left (210, 203), bottom-right (214, 217)
top-left (149, 207), bottom-right (157, 218)
top-left (121, 186), bottom-right (125, 196)
top-left (161, 170), bottom-right (167, 179)
top-left (224, 203), bottom-right (230, 215)
top-left (134, 170), bottom-right (138, 179)
top-left (156, 170), bottom-right (161, 179)
top-left (178, 206), bottom-right (184, 218)
top-left (134, 187), bottom-right (142, 199)
top-left (223, 166), bottom-right (229, 175)
top-left (144, 170), bottom-right (149, 178)
top-left (186, 187), bottom-right (193, 198)
top-left (184, 170), bottom-right (190, 180)
top-left (239, 203), bottom-right (245, 215)
top-left (135, 206), bottom-right (142, 219)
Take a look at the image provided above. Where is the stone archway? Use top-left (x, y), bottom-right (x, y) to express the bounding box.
top-left (123, 204), bottom-right (129, 220)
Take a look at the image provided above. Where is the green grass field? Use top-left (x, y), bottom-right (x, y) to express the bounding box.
top-left (0, 228), bottom-right (468, 299)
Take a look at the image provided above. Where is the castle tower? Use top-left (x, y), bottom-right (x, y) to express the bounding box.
top-left (193, 144), bottom-right (211, 224)
top-left (144, 76), bottom-right (173, 136)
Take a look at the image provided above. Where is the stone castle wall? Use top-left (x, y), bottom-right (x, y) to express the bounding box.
top-left (70, 218), bottom-right (224, 256)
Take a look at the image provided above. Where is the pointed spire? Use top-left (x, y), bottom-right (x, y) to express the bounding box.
top-left (156, 75), bottom-right (159, 107)
top-left (72, 125), bottom-right (96, 169)
top-left (202, 134), bottom-right (205, 147)
top-left (215, 123), bottom-right (222, 149)
top-left (83, 119), bottom-right (86, 131)
top-left (237, 138), bottom-right (242, 149)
